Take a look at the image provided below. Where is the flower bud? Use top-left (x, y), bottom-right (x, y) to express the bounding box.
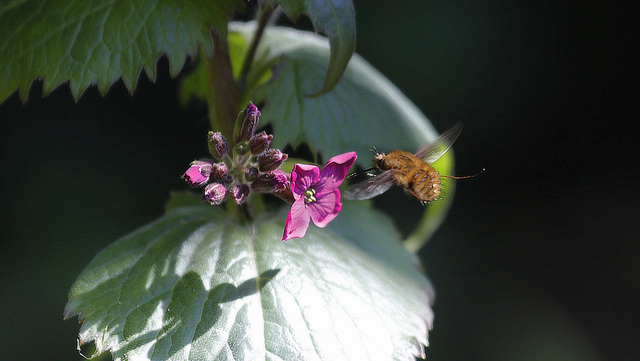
top-left (211, 162), bottom-right (228, 180)
top-left (251, 170), bottom-right (290, 193)
top-left (234, 102), bottom-right (261, 143)
top-left (258, 149), bottom-right (288, 172)
top-left (231, 184), bottom-right (250, 205)
top-left (203, 182), bottom-right (228, 205)
top-left (249, 131), bottom-right (273, 155)
top-left (208, 131), bottom-right (229, 159)
top-left (273, 187), bottom-right (295, 204)
top-left (182, 159), bottom-right (214, 187)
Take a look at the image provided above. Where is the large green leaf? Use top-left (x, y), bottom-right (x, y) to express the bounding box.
top-left (0, 0), bottom-right (243, 103)
top-left (65, 196), bottom-right (433, 360)
top-left (229, 22), bottom-right (441, 170)
top-left (257, 0), bottom-right (355, 95)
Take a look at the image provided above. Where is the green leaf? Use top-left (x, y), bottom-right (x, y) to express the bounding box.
top-left (230, 23), bottom-right (441, 170)
top-left (65, 200), bottom-right (433, 360)
top-left (179, 30), bottom-right (270, 110)
top-left (258, 0), bottom-right (355, 95)
top-left (0, 0), bottom-right (243, 103)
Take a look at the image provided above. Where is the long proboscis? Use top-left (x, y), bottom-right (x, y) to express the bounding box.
top-left (347, 166), bottom-right (378, 179)
top-left (441, 167), bottom-right (486, 180)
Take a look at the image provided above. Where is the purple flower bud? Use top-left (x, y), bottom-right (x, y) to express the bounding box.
top-left (234, 102), bottom-right (261, 143)
top-left (251, 170), bottom-right (290, 193)
top-left (182, 159), bottom-right (214, 187)
top-left (203, 182), bottom-right (228, 205)
top-left (249, 131), bottom-right (273, 155)
top-left (208, 131), bottom-right (229, 159)
top-left (211, 162), bottom-right (228, 180)
top-left (244, 167), bottom-right (259, 182)
top-left (231, 184), bottom-right (250, 205)
top-left (273, 187), bottom-right (295, 204)
top-left (258, 149), bottom-right (288, 172)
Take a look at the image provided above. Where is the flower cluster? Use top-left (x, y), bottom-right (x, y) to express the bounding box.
top-left (182, 102), bottom-right (358, 241)
top-left (182, 102), bottom-right (291, 205)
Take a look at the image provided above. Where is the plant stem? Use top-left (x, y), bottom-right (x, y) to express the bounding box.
top-left (208, 29), bottom-right (241, 142)
top-left (207, 17), bottom-right (278, 221)
top-left (237, 5), bottom-right (275, 94)
top-left (238, 203), bottom-right (253, 224)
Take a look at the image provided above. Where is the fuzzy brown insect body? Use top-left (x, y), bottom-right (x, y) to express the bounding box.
top-left (375, 150), bottom-right (441, 203)
top-left (344, 123), bottom-right (467, 204)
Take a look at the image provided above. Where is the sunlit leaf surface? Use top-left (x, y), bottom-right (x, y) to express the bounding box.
top-left (65, 197), bottom-right (434, 360)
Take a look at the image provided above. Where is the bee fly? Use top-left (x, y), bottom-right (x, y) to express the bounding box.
top-left (344, 123), bottom-right (481, 204)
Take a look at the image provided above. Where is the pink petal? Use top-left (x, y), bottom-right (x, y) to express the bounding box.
top-left (316, 152), bottom-right (357, 191)
top-left (282, 199), bottom-right (311, 241)
top-left (291, 164), bottom-right (320, 198)
top-left (309, 189), bottom-right (342, 228)
top-left (183, 166), bottom-right (209, 187)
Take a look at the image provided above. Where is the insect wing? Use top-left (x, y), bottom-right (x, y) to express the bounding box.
top-left (344, 171), bottom-right (395, 200)
top-left (415, 123), bottom-right (463, 163)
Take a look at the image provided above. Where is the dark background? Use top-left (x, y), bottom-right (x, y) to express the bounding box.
top-left (1, 1), bottom-right (638, 360)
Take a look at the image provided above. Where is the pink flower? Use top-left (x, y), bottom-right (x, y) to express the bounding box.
top-left (282, 152), bottom-right (357, 241)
